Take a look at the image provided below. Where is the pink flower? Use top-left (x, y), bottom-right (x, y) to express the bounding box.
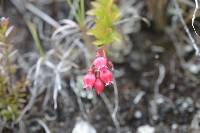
top-left (100, 67), bottom-right (113, 86)
top-left (94, 78), bottom-right (105, 95)
top-left (107, 61), bottom-right (113, 70)
top-left (83, 72), bottom-right (96, 89)
top-left (93, 57), bottom-right (107, 70)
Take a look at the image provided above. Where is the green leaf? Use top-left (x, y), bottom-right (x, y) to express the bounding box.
top-left (87, 0), bottom-right (121, 47)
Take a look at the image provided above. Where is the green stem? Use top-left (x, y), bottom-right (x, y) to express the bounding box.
top-left (80, 0), bottom-right (85, 27)
top-left (27, 21), bottom-right (45, 57)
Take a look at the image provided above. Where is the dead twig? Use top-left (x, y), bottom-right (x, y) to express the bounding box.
top-left (151, 64), bottom-right (165, 121)
top-left (192, 0), bottom-right (200, 38)
top-left (173, 0), bottom-right (200, 56)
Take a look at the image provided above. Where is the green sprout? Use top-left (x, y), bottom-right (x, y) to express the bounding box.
top-left (0, 18), bottom-right (28, 123)
top-left (87, 0), bottom-right (121, 47)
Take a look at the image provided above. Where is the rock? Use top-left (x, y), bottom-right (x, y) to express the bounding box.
top-left (137, 125), bottom-right (155, 133)
top-left (72, 120), bottom-right (96, 133)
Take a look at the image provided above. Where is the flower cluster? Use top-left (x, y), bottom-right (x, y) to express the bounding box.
top-left (83, 48), bottom-right (113, 94)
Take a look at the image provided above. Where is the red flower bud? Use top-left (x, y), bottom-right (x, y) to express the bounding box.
top-left (83, 72), bottom-right (96, 89)
top-left (94, 78), bottom-right (105, 94)
top-left (96, 48), bottom-right (106, 57)
top-left (93, 57), bottom-right (107, 70)
top-left (100, 67), bottom-right (113, 86)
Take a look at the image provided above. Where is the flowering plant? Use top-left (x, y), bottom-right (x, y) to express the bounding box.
top-left (83, 0), bottom-right (121, 94)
